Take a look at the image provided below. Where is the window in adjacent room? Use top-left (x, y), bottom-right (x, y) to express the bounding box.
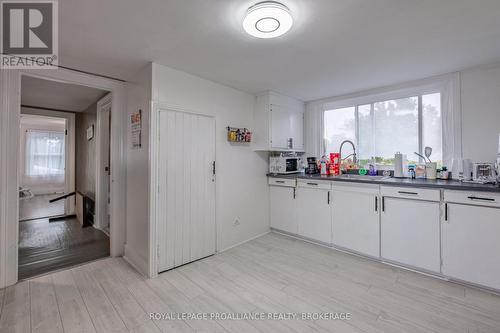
top-left (25, 130), bottom-right (65, 176)
top-left (323, 92), bottom-right (442, 167)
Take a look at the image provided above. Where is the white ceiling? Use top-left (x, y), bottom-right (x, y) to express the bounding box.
top-left (59, 0), bottom-right (500, 101)
top-left (21, 76), bottom-right (108, 112)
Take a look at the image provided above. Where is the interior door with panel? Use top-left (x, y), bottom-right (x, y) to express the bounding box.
top-left (442, 203), bottom-right (500, 290)
top-left (381, 196), bottom-right (441, 272)
top-left (269, 183), bottom-right (297, 234)
top-left (332, 183), bottom-right (380, 257)
top-left (157, 109), bottom-right (216, 272)
top-left (296, 182), bottom-right (332, 244)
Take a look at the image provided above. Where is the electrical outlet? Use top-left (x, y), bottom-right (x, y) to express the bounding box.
top-left (233, 217), bottom-right (241, 226)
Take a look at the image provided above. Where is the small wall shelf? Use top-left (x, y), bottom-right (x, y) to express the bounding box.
top-left (227, 127), bottom-right (252, 143)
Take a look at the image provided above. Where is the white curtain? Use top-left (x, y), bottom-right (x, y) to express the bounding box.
top-left (24, 130), bottom-right (65, 192)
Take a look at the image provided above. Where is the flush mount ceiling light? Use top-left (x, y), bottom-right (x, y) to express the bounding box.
top-left (243, 1), bottom-right (293, 39)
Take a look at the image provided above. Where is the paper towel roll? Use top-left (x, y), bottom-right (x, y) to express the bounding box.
top-left (394, 153), bottom-right (407, 178)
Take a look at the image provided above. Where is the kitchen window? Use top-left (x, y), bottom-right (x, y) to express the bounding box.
top-left (323, 93), bottom-right (442, 167)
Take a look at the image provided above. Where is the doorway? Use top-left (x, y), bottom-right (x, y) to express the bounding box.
top-left (19, 114), bottom-right (69, 221)
top-left (17, 75), bottom-right (111, 279)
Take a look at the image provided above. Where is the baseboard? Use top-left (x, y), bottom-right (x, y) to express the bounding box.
top-left (218, 230), bottom-right (271, 253)
top-left (123, 244), bottom-right (148, 277)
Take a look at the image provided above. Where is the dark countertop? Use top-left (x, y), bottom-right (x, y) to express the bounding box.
top-left (267, 173), bottom-right (500, 193)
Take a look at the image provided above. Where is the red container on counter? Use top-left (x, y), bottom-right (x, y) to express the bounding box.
top-left (329, 153), bottom-right (340, 176)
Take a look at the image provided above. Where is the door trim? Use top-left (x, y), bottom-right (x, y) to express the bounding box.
top-left (95, 93), bottom-right (112, 231)
top-left (149, 102), bottom-right (217, 278)
top-left (0, 68), bottom-right (126, 288)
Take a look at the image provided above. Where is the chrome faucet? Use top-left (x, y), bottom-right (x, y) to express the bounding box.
top-left (339, 140), bottom-right (357, 165)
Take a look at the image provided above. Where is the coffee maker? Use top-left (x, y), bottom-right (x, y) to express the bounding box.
top-left (305, 157), bottom-right (319, 174)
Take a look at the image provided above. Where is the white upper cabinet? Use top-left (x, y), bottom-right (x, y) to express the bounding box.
top-left (254, 91), bottom-right (305, 152)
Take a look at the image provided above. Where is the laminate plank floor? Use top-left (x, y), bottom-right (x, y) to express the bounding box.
top-left (2, 232), bottom-right (500, 332)
top-left (18, 217), bottom-right (109, 280)
top-left (19, 194), bottom-right (65, 221)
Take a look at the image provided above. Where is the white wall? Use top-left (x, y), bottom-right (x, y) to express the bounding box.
top-left (124, 63), bottom-right (270, 276)
top-left (461, 63), bottom-right (500, 162)
top-left (151, 63), bottom-right (269, 253)
top-left (124, 64), bottom-right (153, 274)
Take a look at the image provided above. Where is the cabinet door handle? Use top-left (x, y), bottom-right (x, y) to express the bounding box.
top-left (467, 196), bottom-right (495, 202)
top-left (444, 203), bottom-right (448, 221)
top-left (275, 180), bottom-right (285, 184)
top-left (398, 191), bottom-right (419, 196)
top-left (293, 188), bottom-right (296, 199)
top-left (382, 196), bottom-right (385, 212)
top-left (375, 196), bottom-right (378, 212)
top-left (327, 191), bottom-right (330, 205)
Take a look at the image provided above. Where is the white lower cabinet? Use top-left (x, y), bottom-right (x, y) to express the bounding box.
top-left (269, 183), bottom-right (297, 234)
top-left (380, 187), bottom-right (441, 273)
top-left (442, 202), bottom-right (500, 290)
top-left (332, 183), bottom-right (380, 257)
top-left (296, 181), bottom-right (332, 244)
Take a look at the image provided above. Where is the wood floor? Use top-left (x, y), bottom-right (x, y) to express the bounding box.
top-left (2, 232), bottom-right (500, 333)
top-left (19, 194), bottom-right (65, 221)
top-left (18, 217), bottom-right (110, 280)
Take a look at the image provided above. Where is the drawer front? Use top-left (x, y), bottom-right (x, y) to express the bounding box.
top-left (268, 177), bottom-right (296, 187)
top-left (332, 182), bottom-right (379, 195)
top-left (297, 180), bottom-right (332, 190)
top-left (443, 190), bottom-right (500, 208)
top-left (381, 186), bottom-right (440, 202)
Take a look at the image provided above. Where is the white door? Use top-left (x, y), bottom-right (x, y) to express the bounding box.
top-left (296, 185), bottom-right (332, 244)
top-left (332, 184), bottom-right (380, 257)
top-left (96, 94), bottom-right (112, 232)
top-left (157, 110), bottom-right (216, 272)
top-left (270, 185), bottom-right (297, 234)
top-left (442, 203), bottom-right (500, 289)
top-left (381, 197), bottom-right (440, 272)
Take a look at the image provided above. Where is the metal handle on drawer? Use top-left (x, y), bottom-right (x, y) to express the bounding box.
top-left (467, 196), bottom-right (495, 202)
top-left (398, 191), bottom-right (419, 196)
top-left (307, 182), bottom-right (319, 186)
top-left (275, 180), bottom-right (285, 184)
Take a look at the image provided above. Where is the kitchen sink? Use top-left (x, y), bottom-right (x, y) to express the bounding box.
top-left (338, 174), bottom-right (390, 181)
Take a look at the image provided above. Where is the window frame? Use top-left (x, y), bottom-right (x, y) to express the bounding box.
top-left (324, 94), bottom-right (437, 165)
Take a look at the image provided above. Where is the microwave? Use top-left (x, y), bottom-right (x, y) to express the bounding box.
top-left (269, 156), bottom-right (300, 174)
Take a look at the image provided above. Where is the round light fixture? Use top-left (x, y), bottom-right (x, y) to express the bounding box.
top-left (243, 1), bottom-right (293, 38)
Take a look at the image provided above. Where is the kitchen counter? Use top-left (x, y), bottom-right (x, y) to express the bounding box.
top-left (267, 173), bottom-right (500, 193)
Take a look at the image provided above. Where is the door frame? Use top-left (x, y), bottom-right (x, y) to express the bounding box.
top-left (95, 93), bottom-right (112, 231)
top-left (19, 109), bottom-right (76, 216)
top-left (0, 68), bottom-right (127, 288)
top-left (149, 102), bottom-right (217, 278)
